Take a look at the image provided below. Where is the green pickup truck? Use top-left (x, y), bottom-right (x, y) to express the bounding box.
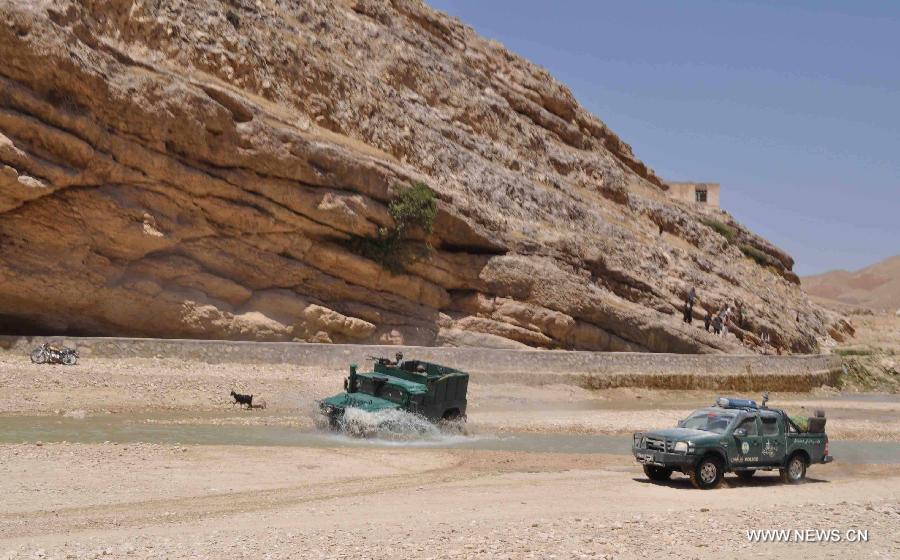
top-left (633, 396), bottom-right (833, 489)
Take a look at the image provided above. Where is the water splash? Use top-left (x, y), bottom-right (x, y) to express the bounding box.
top-left (326, 407), bottom-right (468, 442)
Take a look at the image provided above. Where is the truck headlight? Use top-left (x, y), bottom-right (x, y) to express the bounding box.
top-left (673, 441), bottom-right (689, 454)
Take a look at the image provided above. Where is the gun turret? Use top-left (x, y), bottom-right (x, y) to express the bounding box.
top-left (367, 354), bottom-right (403, 366)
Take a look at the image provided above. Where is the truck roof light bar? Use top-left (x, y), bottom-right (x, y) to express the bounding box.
top-left (715, 397), bottom-right (759, 410)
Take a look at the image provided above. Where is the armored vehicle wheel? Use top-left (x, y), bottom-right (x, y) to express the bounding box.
top-left (690, 456), bottom-right (723, 489)
top-left (30, 349), bottom-right (48, 364)
top-left (735, 470), bottom-right (756, 481)
top-left (437, 409), bottom-right (466, 434)
top-left (62, 353), bottom-right (77, 366)
top-left (780, 453), bottom-right (807, 484)
top-left (441, 408), bottom-right (464, 422)
top-left (642, 465), bottom-right (673, 481)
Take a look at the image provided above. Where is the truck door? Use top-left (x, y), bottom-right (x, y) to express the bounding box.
top-left (445, 377), bottom-right (458, 404)
top-left (434, 379), bottom-right (446, 403)
top-left (409, 394), bottom-right (424, 415)
top-left (730, 415), bottom-right (763, 468)
top-left (759, 415), bottom-right (783, 466)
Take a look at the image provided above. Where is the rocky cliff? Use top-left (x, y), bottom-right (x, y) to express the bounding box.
top-left (0, 0), bottom-right (846, 353)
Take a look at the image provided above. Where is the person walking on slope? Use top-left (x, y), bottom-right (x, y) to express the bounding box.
top-left (717, 305), bottom-right (731, 337)
top-left (683, 286), bottom-right (697, 324)
top-left (682, 302), bottom-right (693, 324)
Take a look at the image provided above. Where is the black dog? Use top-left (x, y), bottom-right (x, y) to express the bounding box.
top-left (230, 390), bottom-right (253, 409)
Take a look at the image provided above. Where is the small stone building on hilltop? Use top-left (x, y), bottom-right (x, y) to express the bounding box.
top-left (666, 182), bottom-right (720, 209)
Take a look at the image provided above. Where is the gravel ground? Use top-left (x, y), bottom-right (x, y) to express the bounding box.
top-left (1, 443), bottom-right (898, 559)
top-left (1, 355), bottom-right (899, 558)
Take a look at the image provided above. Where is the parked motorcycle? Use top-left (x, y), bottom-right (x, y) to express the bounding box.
top-left (30, 343), bottom-right (79, 365)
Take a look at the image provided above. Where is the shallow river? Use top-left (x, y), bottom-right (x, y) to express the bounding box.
top-left (1, 413), bottom-right (898, 464)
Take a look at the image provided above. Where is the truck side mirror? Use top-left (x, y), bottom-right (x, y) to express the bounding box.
top-left (734, 428), bottom-right (747, 437)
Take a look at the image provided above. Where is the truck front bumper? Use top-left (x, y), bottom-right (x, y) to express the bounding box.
top-left (633, 449), bottom-right (695, 468)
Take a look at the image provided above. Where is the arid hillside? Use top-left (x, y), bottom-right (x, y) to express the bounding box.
top-left (802, 255), bottom-right (900, 313)
top-left (0, 0), bottom-right (846, 353)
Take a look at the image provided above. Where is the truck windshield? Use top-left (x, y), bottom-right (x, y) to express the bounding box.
top-left (377, 385), bottom-right (407, 405)
top-left (683, 410), bottom-right (736, 434)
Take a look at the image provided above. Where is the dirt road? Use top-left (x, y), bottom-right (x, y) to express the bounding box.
top-left (1, 355), bottom-right (898, 558)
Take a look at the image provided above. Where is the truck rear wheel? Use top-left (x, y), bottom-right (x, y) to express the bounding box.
top-left (780, 453), bottom-right (807, 484)
top-left (441, 409), bottom-right (464, 422)
top-left (643, 465), bottom-right (673, 482)
top-left (437, 409), bottom-right (466, 434)
top-left (690, 456), bottom-right (723, 489)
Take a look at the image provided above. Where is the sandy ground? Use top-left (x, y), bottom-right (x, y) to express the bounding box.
top-left (842, 312), bottom-right (900, 355)
top-left (832, 311), bottom-right (900, 393)
top-left (1, 354), bottom-right (899, 558)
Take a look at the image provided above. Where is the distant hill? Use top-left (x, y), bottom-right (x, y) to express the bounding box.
top-left (802, 256), bottom-right (900, 312)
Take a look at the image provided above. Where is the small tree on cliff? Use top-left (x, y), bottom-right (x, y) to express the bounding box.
top-left (350, 182), bottom-right (437, 273)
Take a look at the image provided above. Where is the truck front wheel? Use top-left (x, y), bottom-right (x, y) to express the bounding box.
top-left (780, 453), bottom-right (807, 484)
top-left (643, 465), bottom-right (673, 482)
top-left (31, 349), bottom-right (48, 364)
top-left (690, 456), bottom-right (724, 489)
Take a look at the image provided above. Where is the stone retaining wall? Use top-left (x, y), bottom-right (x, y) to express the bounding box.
top-left (0, 336), bottom-right (843, 391)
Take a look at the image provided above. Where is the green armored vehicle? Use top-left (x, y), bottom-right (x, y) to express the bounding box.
top-left (633, 395), bottom-right (832, 489)
top-left (319, 353), bottom-right (469, 428)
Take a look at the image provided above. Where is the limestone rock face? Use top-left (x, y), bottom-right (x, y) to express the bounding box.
top-left (0, 0), bottom-right (839, 353)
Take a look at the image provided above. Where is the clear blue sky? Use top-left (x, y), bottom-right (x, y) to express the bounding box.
top-left (429, 0), bottom-right (899, 276)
